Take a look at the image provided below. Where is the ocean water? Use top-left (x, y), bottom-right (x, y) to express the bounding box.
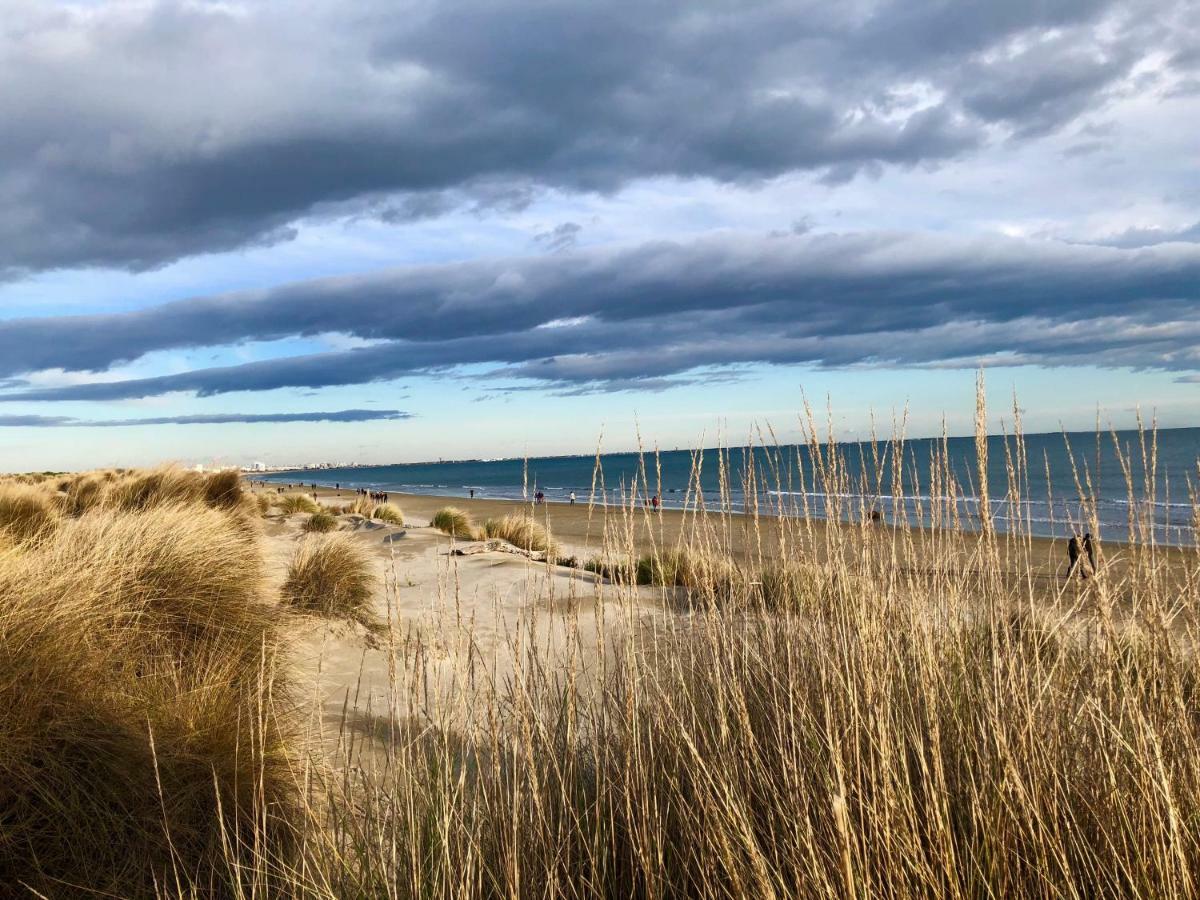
top-left (263, 428), bottom-right (1200, 545)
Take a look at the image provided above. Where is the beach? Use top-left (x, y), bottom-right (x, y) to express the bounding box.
top-left (5, 465), bottom-right (1200, 895)
top-left (252, 482), bottom-right (1196, 603)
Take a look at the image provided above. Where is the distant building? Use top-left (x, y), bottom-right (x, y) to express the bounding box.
top-left (250, 461), bottom-right (266, 472)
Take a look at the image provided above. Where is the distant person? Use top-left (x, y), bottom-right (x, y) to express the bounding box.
top-left (1083, 532), bottom-right (1097, 575)
top-left (651, 494), bottom-right (660, 510)
top-left (535, 490), bottom-right (544, 505)
top-left (469, 488), bottom-right (475, 499)
top-left (1067, 535), bottom-right (1087, 580)
top-left (869, 510), bottom-right (882, 525)
top-left (569, 491), bottom-right (576, 505)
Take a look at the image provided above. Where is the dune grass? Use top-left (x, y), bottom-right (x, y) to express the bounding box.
top-left (303, 510), bottom-right (339, 533)
top-left (431, 506), bottom-right (478, 539)
top-left (0, 498), bottom-right (294, 897)
top-left (59, 473), bottom-right (108, 516)
top-left (482, 513), bottom-right (555, 554)
top-left (281, 532), bottom-right (377, 631)
top-left (0, 483), bottom-right (61, 543)
top-left (5, 384), bottom-right (1200, 897)
top-left (372, 502), bottom-right (404, 525)
top-left (279, 493), bottom-right (321, 515)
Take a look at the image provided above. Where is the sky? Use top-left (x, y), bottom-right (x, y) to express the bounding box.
top-left (0, 0), bottom-right (1198, 471)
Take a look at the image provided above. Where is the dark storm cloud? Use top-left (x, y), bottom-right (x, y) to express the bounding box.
top-left (0, 0), bottom-right (1191, 273)
top-left (2, 230), bottom-right (1199, 379)
top-left (0, 410), bottom-right (410, 427)
top-left (1, 231), bottom-right (1199, 401)
top-left (1097, 221), bottom-right (1200, 248)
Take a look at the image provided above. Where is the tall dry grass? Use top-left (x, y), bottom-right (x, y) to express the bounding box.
top-left (294, 384), bottom-right (1200, 898)
top-left (0, 492), bottom-right (295, 897)
top-left (5, 387), bottom-right (1200, 898)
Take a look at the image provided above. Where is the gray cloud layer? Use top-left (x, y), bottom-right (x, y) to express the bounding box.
top-left (1, 230), bottom-right (1198, 400)
top-left (1, 0), bottom-right (1194, 273)
top-left (0, 410), bottom-right (410, 427)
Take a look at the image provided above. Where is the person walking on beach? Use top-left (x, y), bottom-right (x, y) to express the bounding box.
top-left (469, 488), bottom-right (475, 499)
top-left (569, 491), bottom-right (576, 505)
top-left (1067, 535), bottom-right (1087, 580)
top-left (1083, 532), bottom-right (1097, 575)
top-left (535, 490), bottom-right (544, 505)
top-left (651, 493), bottom-right (660, 511)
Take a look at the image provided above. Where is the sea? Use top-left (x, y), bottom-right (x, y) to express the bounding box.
top-left (262, 428), bottom-right (1200, 545)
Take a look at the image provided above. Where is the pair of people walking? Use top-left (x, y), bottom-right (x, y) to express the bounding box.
top-left (1067, 532), bottom-right (1098, 579)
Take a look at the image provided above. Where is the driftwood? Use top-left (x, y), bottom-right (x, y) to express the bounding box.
top-left (451, 539), bottom-right (550, 562)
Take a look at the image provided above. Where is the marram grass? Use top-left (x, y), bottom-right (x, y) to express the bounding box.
top-left (3, 387), bottom-right (1200, 898)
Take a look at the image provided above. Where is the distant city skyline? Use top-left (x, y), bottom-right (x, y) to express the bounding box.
top-left (0, 0), bottom-right (1197, 471)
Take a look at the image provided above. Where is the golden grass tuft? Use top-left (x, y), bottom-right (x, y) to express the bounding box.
top-left (279, 493), bottom-right (321, 515)
top-left (431, 506), bottom-right (478, 539)
top-left (0, 500), bottom-right (295, 895)
top-left (281, 533), bottom-right (377, 630)
top-left (303, 510), bottom-right (339, 533)
top-left (0, 483), bottom-right (60, 543)
top-left (372, 502), bottom-right (404, 525)
top-left (482, 513), bottom-right (555, 554)
top-left (59, 473), bottom-right (108, 516)
top-left (201, 468), bottom-right (244, 509)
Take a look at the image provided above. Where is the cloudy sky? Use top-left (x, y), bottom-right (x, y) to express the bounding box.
top-left (0, 0), bottom-right (1197, 470)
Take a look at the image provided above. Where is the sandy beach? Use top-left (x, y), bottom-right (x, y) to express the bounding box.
top-left (254, 481), bottom-right (1195, 595)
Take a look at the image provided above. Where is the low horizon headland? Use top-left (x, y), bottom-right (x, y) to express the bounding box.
top-left (2, 398), bottom-right (1199, 896)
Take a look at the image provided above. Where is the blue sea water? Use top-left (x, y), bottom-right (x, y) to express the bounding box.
top-left (263, 428), bottom-right (1200, 545)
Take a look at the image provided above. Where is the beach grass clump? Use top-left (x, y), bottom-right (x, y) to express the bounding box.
top-left (256, 492), bottom-right (275, 516)
top-left (482, 514), bottom-right (555, 554)
top-left (59, 473), bottom-right (108, 516)
top-left (0, 483), bottom-right (60, 543)
top-left (303, 510), bottom-right (339, 533)
top-left (373, 502), bottom-right (404, 525)
top-left (201, 468), bottom-right (244, 510)
top-left (281, 533), bottom-right (377, 630)
top-left (750, 561), bottom-right (825, 611)
top-left (431, 506), bottom-right (478, 539)
top-left (279, 493), bottom-right (321, 515)
top-left (341, 495), bottom-right (375, 517)
top-left (0, 499), bottom-right (295, 896)
top-left (106, 465), bottom-right (205, 511)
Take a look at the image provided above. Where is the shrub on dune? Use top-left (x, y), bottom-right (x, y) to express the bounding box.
top-left (373, 503), bottom-right (404, 525)
top-left (303, 510), bottom-right (339, 533)
top-left (483, 514), bottom-right (555, 554)
top-left (0, 483), bottom-right (60, 543)
top-left (281, 533), bottom-right (377, 630)
top-left (279, 493), bottom-right (321, 515)
top-left (431, 506), bottom-right (478, 539)
top-left (256, 493), bottom-right (275, 516)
